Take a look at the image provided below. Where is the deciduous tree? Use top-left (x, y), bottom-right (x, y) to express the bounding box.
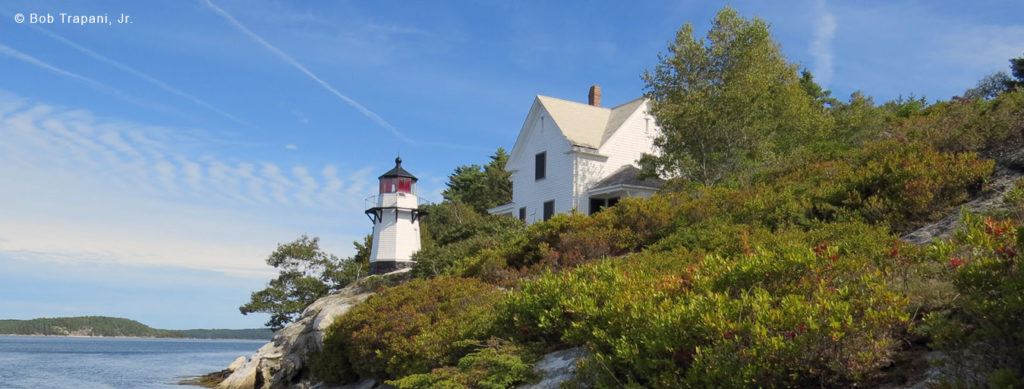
top-left (240, 235), bottom-right (370, 329)
top-left (640, 7), bottom-right (830, 185)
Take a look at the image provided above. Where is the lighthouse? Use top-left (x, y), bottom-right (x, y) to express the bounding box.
top-left (365, 157), bottom-right (425, 275)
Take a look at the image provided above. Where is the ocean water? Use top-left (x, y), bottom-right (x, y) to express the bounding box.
top-left (0, 336), bottom-right (264, 388)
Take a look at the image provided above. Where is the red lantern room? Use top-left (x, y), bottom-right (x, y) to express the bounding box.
top-left (378, 157), bottom-right (417, 194)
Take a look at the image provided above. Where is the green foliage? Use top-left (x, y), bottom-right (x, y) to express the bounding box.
top-left (1006, 53), bottom-right (1024, 91)
top-left (800, 69), bottom-right (839, 109)
top-left (923, 213), bottom-right (1024, 386)
top-left (442, 135), bottom-right (991, 285)
top-left (456, 205), bottom-right (676, 284)
top-left (413, 200), bottom-right (524, 278)
top-left (442, 148), bottom-right (512, 214)
top-left (829, 91), bottom-right (888, 149)
top-left (240, 235), bottom-right (370, 330)
top-left (883, 94), bottom-right (929, 118)
top-left (313, 277), bottom-right (505, 384)
top-left (503, 222), bottom-right (909, 387)
top-left (890, 90), bottom-right (1024, 156)
top-left (965, 71), bottom-right (1013, 100)
top-left (641, 7), bottom-right (830, 185)
top-left (387, 339), bottom-right (536, 389)
top-left (816, 139), bottom-right (992, 231)
top-left (1004, 178), bottom-right (1024, 221)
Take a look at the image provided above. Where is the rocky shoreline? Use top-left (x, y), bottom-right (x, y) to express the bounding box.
top-left (214, 281), bottom-right (377, 389)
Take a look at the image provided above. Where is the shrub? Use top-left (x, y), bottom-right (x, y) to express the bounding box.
top-left (412, 201), bottom-right (525, 279)
top-left (923, 213), bottom-right (1024, 386)
top-left (502, 222), bottom-right (909, 388)
top-left (892, 90), bottom-right (1024, 155)
top-left (313, 277), bottom-right (504, 384)
top-left (766, 139), bottom-right (993, 232)
top-left (386, 338), bottom-right (536, 389)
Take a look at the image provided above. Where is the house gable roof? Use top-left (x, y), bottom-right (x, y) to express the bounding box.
top-left (601, 97), bottom-right (646, 146)
top-left (535, 95), bottom-right (647, 150)
top-left (506, 94), bottom-right (648, 169)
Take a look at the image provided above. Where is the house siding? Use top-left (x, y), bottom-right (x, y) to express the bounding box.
top-left (577, 102), bottom-right (658, 214)
top-left (508, 105), bottom-right (577, 224)
top-left (598, 103), bottom-right (658, 176)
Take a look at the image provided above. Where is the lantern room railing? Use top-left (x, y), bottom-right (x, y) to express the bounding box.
top-left (364, 195), bottom-right (432, 211)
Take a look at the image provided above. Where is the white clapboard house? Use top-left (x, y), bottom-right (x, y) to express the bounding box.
top-left (488, 86), bottom-right (663, 223)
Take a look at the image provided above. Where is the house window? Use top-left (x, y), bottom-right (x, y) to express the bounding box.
top-left (535, 152), bottom-right (546, 181)
top-left (589, 198), bottom-right (604, 215)
top-left (519, 207), bottom-right (526, 221)
top-left (588, 197), bottom-right (621, 215)
top-left (543, 200), bottom-right (554, 221)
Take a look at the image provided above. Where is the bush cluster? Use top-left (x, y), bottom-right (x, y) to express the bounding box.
top-left (923, 213), bottom-right (1024, 386)
top-left (387, 338), bottom-right (536, 389)
top-left (313, 277), bottom-right (505, 384)
top-left (503, 222), bottom-right (909, 387)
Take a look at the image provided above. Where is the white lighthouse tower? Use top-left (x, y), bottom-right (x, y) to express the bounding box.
top-left (365, 157), bottom-right (425, 275)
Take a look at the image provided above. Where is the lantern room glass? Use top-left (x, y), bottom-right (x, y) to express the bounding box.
top-left (379, 177), bottom-right (414, 194)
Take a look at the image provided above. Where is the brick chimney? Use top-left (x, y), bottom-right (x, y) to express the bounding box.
top-left (588, 85), bottom-right (601, 107)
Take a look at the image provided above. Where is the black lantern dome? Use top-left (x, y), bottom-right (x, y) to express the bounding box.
top-left (378, 157), bottom-right (417, 194)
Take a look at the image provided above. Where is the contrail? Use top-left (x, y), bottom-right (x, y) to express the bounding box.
top-left (203, 0), bottom-right (412, 142)
top-left (0, 43), bottom-right (177, 114)
top-left (28, 25), bottom-right (250, 127)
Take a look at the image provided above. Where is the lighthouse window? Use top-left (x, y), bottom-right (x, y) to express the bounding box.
top-left (397, 177), bottom-right (412, 193)
top-left (380, 178), bottom-right (397, 193)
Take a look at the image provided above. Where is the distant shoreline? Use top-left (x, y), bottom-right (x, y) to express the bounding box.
top-left (0, 316), bottom-right (274, 340)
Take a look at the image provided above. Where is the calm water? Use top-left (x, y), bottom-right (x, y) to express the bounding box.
top-left (0, 336), bottom-right (264, 388)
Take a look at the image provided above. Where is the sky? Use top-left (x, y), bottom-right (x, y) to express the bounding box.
top-left (1, 0), bottom-right (1022, 330)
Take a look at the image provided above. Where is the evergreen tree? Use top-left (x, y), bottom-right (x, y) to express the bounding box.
top-left (442, 148), bottom-right (512, 213)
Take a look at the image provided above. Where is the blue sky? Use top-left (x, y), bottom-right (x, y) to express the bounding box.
top-left (0, 0), bottom-right (1022, 329)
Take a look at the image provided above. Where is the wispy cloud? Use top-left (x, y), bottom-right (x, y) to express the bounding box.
top-left (0, 93), bottom-right (371, 210)
top-left (202, 0), bottom-right (412, 142)
top-left (810, 0), bottom-right (837, 87)
top-left (0, 44), bottom-right (172, 113)
top-left (26, 25), bottom-right (250, 127)
top-left (0, 92), bottom-right (374, 275)
top-left (936, 24), bottom-right (1024, 74)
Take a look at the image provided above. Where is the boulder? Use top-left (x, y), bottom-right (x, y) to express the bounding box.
top-left (217, 284), bottom-right (374, 389)
top-left (227, 356), bottom-right (247, 372)
top-left (903, 166), bottom-right (1024, 245)
top-left (518, 347), bottom-right (587, 389)
top-left (996, 148), bottom-right (1024, 172)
